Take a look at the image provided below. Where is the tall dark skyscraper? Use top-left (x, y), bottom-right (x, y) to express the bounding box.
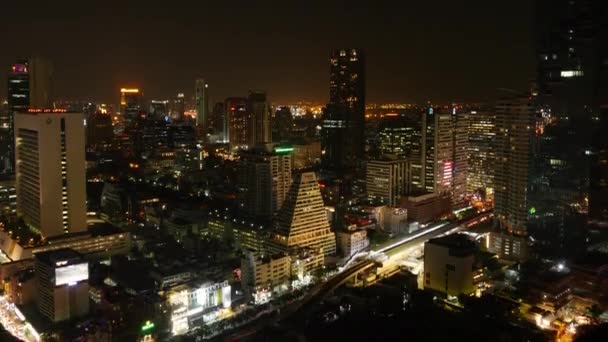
top-left (533, 0), bottom-right (606, 223)
top-left (4, 61), bottom-right (29, 174)
top-left (195, 79), bottom-right (209, 133)
top-left (247, 91), bottom-right (271, 146)
top-left (322, 49), bottom-right (366, 172)
top-left (226, 97), bottom-right (248, 149)
top-left (3, 57), bottom-right (53, 174)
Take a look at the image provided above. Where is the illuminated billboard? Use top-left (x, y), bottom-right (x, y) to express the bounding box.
top-left (55, 262), bottom-right (89, 286)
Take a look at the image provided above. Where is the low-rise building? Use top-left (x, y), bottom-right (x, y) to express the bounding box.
top-left (336, 227), bottom-right (369, 258)
top-left (424, 234), bottom-right (483, 296)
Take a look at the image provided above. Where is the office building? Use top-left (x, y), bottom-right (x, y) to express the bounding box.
top-left (247, 91), bottom-right (271, 145)
top-left (4, 58), bottom-right (53, 175)
top-left (378, 115), bottom-right (422, 161)
top-left (533, 0), bottom-right (604, 221)
top-left (322, 48), bottom-right (366, 171)
top-left (467, 111), bottom-right (496, 198)
top-left (273, 106), bottom-right (292, 143)
top-left (451, 110), bottom-right (470, 207)
top-left (195, 79), bottom-right (209, 131)
top-left (484, 231), bottom-right (529, 262)
top-left (434, 111), bottom-right (454, 195)
top-left (149, 99), bottom-right (169, 120)
top-left (366, 156), bottom-right (409, 206)
top-left (271, 171), bottom-right (336, 257)
top-left (119, 88), bottom-right (142, 124)
top-left (421, 107), bottom-right (437, 193)
top-left (209, 102), bottom-right (225, 140)
top-left (85, 112), bottom-right (113, 148)
top-left (226, 97), bottom-right (248, 149)
top-left (35, 249), bottom-right (89, 322)
top-left (241, 251), bottom-right (290, 297)
top-left (495, 93), bottom-right (535, 234)
top-left (238, 144), bottom-right (292, 220)
top-left (15, 110), bottom-right (87, 237)
top-left (424, 234), bottom-right (481, 296)
top-left (172, 93), bottom-right (185, 120)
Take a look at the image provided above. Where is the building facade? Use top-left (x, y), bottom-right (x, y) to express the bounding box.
top-left (494, 94), bottom-right (535, 234)
top-left (322, 49), bottom-right (366, 171)
top-left (271, 171), bottom-right (336, 257)
top-left (15, 111), bottom-right (87, 237)
top-left (366, 157), bottom-right (409, 206)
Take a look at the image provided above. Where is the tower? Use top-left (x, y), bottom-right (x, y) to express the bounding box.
top-left (494, 93), bottom-right (535, 235)
top-left (15, 110), bottom-right (87, 237)
top-left (322, 49), bottom-right (366, 172)
top-left (271, 171), bottom-right (336, 257)
top-left (195, 79), bottom-right (209, 132)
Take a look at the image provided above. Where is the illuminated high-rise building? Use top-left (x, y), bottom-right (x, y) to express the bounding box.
top-left (467, 111), bottom-right (496, 198)
top-left (322, 48), bottom-right (366, 172)
top-left (247, 91), bottom-right (271, 145)
top-left (195, 79), bottom-right (209, 131)
top-left (4, 58), bottom-right (53, 174)
top-left (86, 112), bottom-right (113, 148)
top-left (271, 171), bottom-right (336, 257)
top-left (226, 97), bottom-right (248, 148)
top-left (495, 93), bottom-right (535, 234)
top-left (238, 144), bottom-right (292, 220)
top-left (119, 88), bottom-right (142, 123)
top-left (366, 156), bottom-right (409, 206)
top-left (378, 115), bottom-right (421, 161)
top-left (172, 93), bottom-right (185, 120)
top-left (421, 107), bottom-right (436, 193)
top-left (15, 110), bottom-right (87, 237)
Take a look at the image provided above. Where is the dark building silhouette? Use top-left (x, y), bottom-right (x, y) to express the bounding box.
top-left (322, 49), bottom-right (366, 172)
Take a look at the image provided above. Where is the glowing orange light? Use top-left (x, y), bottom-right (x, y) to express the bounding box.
top-left (120, 88), bottom-right (140, 93)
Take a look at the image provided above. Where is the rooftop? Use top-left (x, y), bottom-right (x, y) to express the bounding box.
top-left (35, 248), bottom-right (83, 265)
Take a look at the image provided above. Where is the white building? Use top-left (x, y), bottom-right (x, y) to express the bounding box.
top-left (168, 280), bottom-right (231, 336)
top-left (336, 227), bottom-right (369, 257)
top-left (366, 156), bottom-right (409, 206)
top-left (15, 110), bottom-right (86, 237)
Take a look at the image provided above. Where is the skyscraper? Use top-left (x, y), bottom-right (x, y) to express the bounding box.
top-left (533, 0), bottom-right (604, 222)
top-left (238, 144), bottom-right (292, 221)
top-left (421, 107), bottom-right (436, 193)
top-left (4, 58), bottom-right (54, 174)
top-left (172, 93), bottom-right (185, 120)
top-left (226, 97), bottom-right (248, 149)
top-left (15, 110), bottom-right (87, 237)
top-left (467, 111), bottom-right (497, 198)
top-left (495, 93), bottom-right (535, 235)
top-left (322, 48), bottom-right (366, 172)
top-left (119, 88), bottom-right (142, 124)
top-left (195, 79), bottom-right (209, 131)
top-left (247, 91), bottom-right (271, 145)
top-left (366, 156), bottom-right (410, 206)
top-left (272, 106), bottom-right (292, 143)
top-left (271, 171), bottom-right (336, 257)
top-left (451, 110), bottom-right (470, 207)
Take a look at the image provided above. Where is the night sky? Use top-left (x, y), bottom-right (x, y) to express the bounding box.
top-left (1, 1), bottom-right (535, 105)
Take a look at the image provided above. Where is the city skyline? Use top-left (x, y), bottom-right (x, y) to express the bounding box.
top-left (0, 1), bottom-right (534, 104)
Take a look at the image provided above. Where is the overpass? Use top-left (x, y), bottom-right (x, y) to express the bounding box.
top-left (280, 210), bottom-right (493, 323)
